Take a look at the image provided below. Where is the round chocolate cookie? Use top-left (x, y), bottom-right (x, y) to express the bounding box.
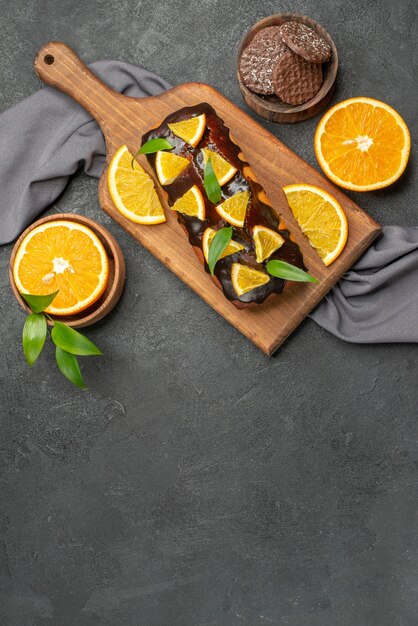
top-left (273, 49), bottom-right (323, 105)
top-left (279, 20), bottom-right (331, 64)
top-left (239, 26), bottom-right (288, 95)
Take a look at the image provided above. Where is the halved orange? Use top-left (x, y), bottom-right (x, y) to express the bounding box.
top-left (155, 150), bottom-right (190, 185)
top-left (108, 145), bottom-right (166, 224)
top-left (231, 263), bottom-right (269, 296)
top-left (172, 185), bottom-right (206, 220)
top-left (315, 97), bottom-right (410, 191)
top-left (202, 227), bottom-right (244, 263)
top-left (216, 190), bottom-right (250, 227)
top-left (13, 220), bottom-right (109, 315)
top-left (283, 184), bottom-right (348, 266)
top-left (201, 148), bottom-right (237, 186)
top-left (252, 225), bottom-right (285, 263)
top-left (168, 114), bottom-right (206, 147)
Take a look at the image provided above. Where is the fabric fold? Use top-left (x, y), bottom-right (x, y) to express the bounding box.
top-left (310, 226), bottom-right (418, 343)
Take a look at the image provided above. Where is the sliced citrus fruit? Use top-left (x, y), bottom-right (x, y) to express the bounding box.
top-left (253, 225), bottom-right (285, 263)
top-left (172, 185), bottom-right (206, 220)
top-left (108, 145), bottom-right (165, 224)
top-left (13, 220), bottom-right (109, 316)
top-left (201, 148), bottom-right (237, 185)
top-left (314, 97), bottom-right (410, 191)
top-left (231, 263), bottom-right (269, 296)
top-left (282, 183), bottom-right (348, 266)
top-left (216, 190), bottom-right (250, 227)
top-left (168, 113), bottom-right (206, 147)
top-left (202, 227), bottom-right (244, 263)
top-left (155, 150), bottom-right (190, 185)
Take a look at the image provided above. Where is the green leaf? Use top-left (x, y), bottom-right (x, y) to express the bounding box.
top-left (266, 260), bottom-right (319, 284)
top-left (51, 321), bottom-right (102, 356)
top-left (22, 313), bottom-right (47, 366)
top-left (203, 158), bottom-right (222, 204)
top-left (55, 347), bottom-right (86, 389)
top-left (208, 227), bottom-right (233, 275)
top-left (21, 290), bottom-right (59, 313)
top-left (131, 137), bottom-right (173, 167)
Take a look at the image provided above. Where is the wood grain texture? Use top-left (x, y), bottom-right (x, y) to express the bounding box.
top-left (34, 41), bottom-right (381, 355)
top-left (236, 14), bottom-right (338, 124)
top-left (9, 213), bottom-right (126, 328)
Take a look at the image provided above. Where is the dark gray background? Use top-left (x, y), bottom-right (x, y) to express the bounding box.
top-left (0, 1), bottom-right (417, 624)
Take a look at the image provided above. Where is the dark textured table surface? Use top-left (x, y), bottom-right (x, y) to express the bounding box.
top-left (1, 1), bottom-right (417, 625)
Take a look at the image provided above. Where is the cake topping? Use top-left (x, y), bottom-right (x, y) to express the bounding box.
top-left (142, 103), bottom-right (306, 305)
top-left (167, 114), bottom-right (206, 147)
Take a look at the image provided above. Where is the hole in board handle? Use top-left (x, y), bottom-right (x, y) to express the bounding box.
top-left (44, 54), bottom-right (55, 65)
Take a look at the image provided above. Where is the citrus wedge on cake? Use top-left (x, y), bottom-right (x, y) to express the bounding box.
top-left (283, 184), bottom-right (348, 266)
top-left (252, 225), bottom-right (285, 263)
top-left (202, 228), bottom-right (244, 263)
top-left (13, 220), bottom-right (109, 316)
top-left (108, 145), bottom-right (166, 224)
top-left (155, 151), bottom-right (190, 185)
top-left (172, 185), bottom-right (206, 220)
top-left (231, 263), bottom-right (269, 296)
top-left (216, 190), bottom-right (250, 227)
top-left (201, 148), bottom-right (237, 186)
top-left (314, 97), bottom-right (410, 191)
top-left (168, 114), bottom-right (206, 147)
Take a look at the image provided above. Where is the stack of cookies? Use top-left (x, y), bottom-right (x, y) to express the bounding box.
top-left (239, 20), bottom-right (331, 105)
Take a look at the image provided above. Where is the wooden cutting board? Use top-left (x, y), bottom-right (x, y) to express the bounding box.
top-left (34, 42), bottom-right (381, 355)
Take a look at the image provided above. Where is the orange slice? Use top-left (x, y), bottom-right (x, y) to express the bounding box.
top-left (108, 145), bottom-right (165, 224)
top-left (314, 97), bottom-right (410, 191)
top-left (231, 263), bottom-right (269, 296)
top-left (13, 220), bottom-right (109, 316)
top-left (168, 114), bottom-right (206, 147)
top-left (202, 227), bottom-right (244, 263)
top-left (201, 148), bottom-right (237, 185)
top-left (155, 150), bottom-right (190, 185)
top-left (172, 185), bottom-right (206, 220)
top-left (216, 190), bottom-right (250, 227)
top-left (283, 183), bottom-right (348, 266)
top-left (253, 225), bottom-right (285, 263)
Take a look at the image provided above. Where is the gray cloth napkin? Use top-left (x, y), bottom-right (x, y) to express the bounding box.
top-left (309, 226), bottom-right (418, 343)
top-left (1, 60), bottom-right (417, 343)
top-left (0, 60), bottom-right (170, 243)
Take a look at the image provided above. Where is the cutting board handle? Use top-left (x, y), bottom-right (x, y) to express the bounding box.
top-left (34, 41), bottom-right (125, 135)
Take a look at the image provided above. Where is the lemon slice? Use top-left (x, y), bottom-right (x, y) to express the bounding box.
top-left (216, 190), bottom-right (250, 228)
top-left (172, 185), bottom-right (206, 220)
top-left (155, 151), bottom-right (190, 185)
top-left (231, 263), bottom-right (269, 296)
top-left (201, 148), bottom-right (237, 185)
top-left (108, 145), bottom-right (165, 224)
top-left (253, 225), bottom-right (285, 263)
top-left (202, 227), bottom-right (244, 263)
top-left (283, 183), bottom-right (348, 266)
top-left (168, 114), bottom-right (206, 147)
top-left (13, 220), bottom-right (109, 316)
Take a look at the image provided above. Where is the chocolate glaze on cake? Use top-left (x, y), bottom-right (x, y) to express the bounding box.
top-left (142, 103), bottom-right (304, 307)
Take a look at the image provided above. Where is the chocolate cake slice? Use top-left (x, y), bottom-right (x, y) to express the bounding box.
top-left (142, 103), bottom-right (304, 307)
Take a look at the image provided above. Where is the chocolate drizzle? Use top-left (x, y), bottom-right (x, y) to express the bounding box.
top-left (142, 103), bottom-right (304, 305)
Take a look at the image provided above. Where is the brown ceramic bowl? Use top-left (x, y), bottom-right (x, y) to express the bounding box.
top-left (237, 14), bottom-right (338, 123)
top-left (9, 213), bottom-right (126, 328)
